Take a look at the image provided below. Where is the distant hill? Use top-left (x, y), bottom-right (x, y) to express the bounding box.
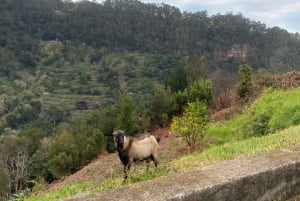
top-left (2, 1), bottom-right (300, 198)
top-left (1, 0), bottom-right (300, 133)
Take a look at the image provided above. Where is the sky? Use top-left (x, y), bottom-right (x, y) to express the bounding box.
top-left (139, 0), bottom-right (300, 33)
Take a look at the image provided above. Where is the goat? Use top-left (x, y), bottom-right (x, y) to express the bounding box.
top-left (112, 130), bottom-right (160, 181)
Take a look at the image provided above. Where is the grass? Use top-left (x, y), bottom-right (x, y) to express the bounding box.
top-left (22, 166), bottom-right (169, 201)
top-left (21, 183), bottom-right (92, 201)
top-left (172, 125), bottom-right (300, 171)
top-left (22, 124), bottom-right (300, 201)
top-left (206, 87), bottom-right (300, 143)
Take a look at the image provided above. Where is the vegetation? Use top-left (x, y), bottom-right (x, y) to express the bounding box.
top-left (206, 87), bottom-right (300, 143)
top-left (170, 101), bottom-right (209, 147)
top-left (172, 125), bottom-right (300, 171)
top-left (185, 79), bottom-right (213, 104)
top-left (149, 84), bottom-right (178, 127)
top-left (1, 0), bottom-right (300, 199)
top-left (20, 125), bottom-right (300, 201)
top-left (238, 64), bottom-right (252, 98)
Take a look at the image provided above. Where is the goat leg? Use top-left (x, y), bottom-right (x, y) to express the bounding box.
top-left (123, 165), bottom-right (128, 181)
top-left (146, 159), bottom-right (150, 171)
top-left (154, 160), bottom-right (158, 167)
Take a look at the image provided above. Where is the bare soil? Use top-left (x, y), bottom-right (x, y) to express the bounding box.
top-left (47, 127), bottom-right (184, 192)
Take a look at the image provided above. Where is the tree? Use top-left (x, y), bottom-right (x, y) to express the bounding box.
top-left (185, 56), bottom-right (209, 84)
top-left (0, 135), bottom-right (32, 196)
top-left (47, 131), bottom-right (79, 178)
top-left (238, 64), bottom-right (252, 98)
top-left (149, 84), bottom-right (178, 127)
top-left (71, 115), bottom-right (106, 162)
top-left (0, 48), bottom-right (17, 77)
top-left (115, 94), bottom-right (139, 135)
top-left (165, 66), bottom-right (187, 93)
top-left (28, 138), bottom-right (53, 183)
top-left (0, 169), bottom-right (10, 200)
top-left (186, 79), bottom-right (213, 105)
top-left (170, 101), bottom-right (209, 147)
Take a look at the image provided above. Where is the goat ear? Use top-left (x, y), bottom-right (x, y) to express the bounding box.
top-left (112, 130), bottom-right (119, 136)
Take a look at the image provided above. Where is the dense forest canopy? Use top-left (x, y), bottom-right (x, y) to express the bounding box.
top-left (0, 0), bottom-right (299, 68)
top-left (1, 0), bottom-right (300, 199)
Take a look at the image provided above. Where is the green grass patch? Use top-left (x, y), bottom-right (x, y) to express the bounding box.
top-left (22, 164), bottom-right (169, 201)
top-left (172, 125), bottom-right (300, 171)
top-left (23, 125), bottom-right (300, 201)
top-left (207, 87), bottom-right (300, 142)
top-left (22, 182), bottom-right (92, 201)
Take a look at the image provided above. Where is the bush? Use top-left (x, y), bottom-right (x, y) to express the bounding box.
top-left (29, 138), bottom-right (53, 182)
top-left (47, 131), bottom-right (80, 178)
top-left (238, 64), bottom-right (252, 98)
top-left (165, 66), bottom-right (187, 93)
top-left (73, 121), bottom-right (105, 162)
top-left (170, 101), bottom-right (209, 147)
top-left (269, 104), bottom-right (300, 132)
top-left (115, 95), bottom-right (139, 135)
top-left (149, 84), bottom-right (178, 126)
top-left (0, 170), bottom-right (10, 200)
top-left (175, 90), bottom-right (188, 110)
top-left (249, 113), bottom-right (270, 136)
top-left (186, 79), bottom-right (213, 105)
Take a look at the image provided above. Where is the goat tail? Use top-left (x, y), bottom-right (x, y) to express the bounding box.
top-left (156, 137), bottom-right (161, 144)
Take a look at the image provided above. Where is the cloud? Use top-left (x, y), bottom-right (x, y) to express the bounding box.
top-left (243, 1), bottom-right (300, 32)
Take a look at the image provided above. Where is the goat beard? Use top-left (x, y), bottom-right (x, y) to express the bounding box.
top-left (117, 143), bottom-right (123, 150)
top-left (117, 148), bottom-right (129, 165)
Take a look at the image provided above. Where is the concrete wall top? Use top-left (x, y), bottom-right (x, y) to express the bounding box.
top-left (67, 145), bottom-right (300, 201)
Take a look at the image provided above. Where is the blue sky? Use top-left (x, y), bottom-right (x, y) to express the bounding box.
top-left (141, 0), bottom-right (300, 33)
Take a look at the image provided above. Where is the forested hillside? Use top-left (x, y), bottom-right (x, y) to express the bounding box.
top-left (1, 0), bottom-right (300, 132)
top-left (1, 0), bottom-right (300, 199)
top-left (1, 0), bottom-right (300, 66)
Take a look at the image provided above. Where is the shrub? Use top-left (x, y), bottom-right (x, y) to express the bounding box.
top-left (175, 90), bottom-right (188, 109)
top-left (165, 66), bottom-right (187, 93)
top-left (149, 84), bottom-right (178, 126)
top-left (115, 94), bottom-right (139, 135)
top-left (186, 79), bottom-right (213, 105)
top-left (29, 138), bottom-right (53, 182)
top-left (238, 64), bottom-right (252, 98)
top-left (72, 120), bottom-right (105, 162)
top-left (47, 131), bottom-right (80, 178)
top-left (170, 101), bottom-right (209, 147)
top-left (269, 104), bottom-right (300, 132)
top-left (0, 169), bottom-right (10, 200)
top-left (249, 113), bottom-right (271, 136)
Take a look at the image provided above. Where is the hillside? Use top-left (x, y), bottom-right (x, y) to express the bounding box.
top-left (1, 0), bottom-right (300, 199)
top-left (1, 0), bottom-right (300, 133)
top-left (48, 128), bottom-right (172, 192)
top-left (24, 124), bottom-right (300, 201)
top-left (22, 86), bottom-right (300, 201)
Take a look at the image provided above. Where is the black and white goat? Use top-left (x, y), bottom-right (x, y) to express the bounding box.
top-left (112, 130), bottom-right (160, 181)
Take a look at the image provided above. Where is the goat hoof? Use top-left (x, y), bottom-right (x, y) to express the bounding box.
top-left (122, 179), bottom-right (127, 185)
